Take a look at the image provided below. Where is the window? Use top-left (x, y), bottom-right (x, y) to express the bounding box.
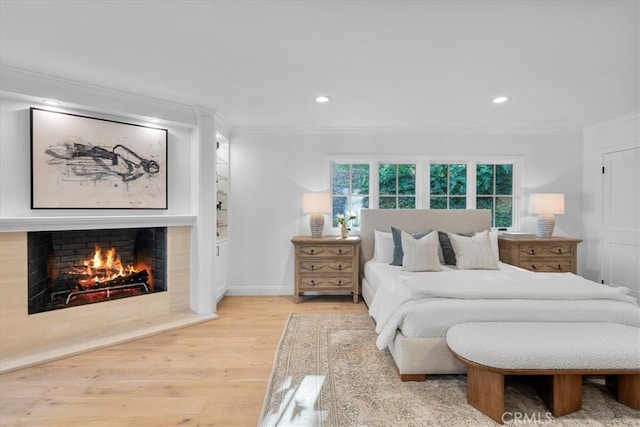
top-left (378, 163), bottom-right (416, 209)
top-left (476, 164), bottom-right (513, 228)
top-left (329, 157), bottom-right (520, 229)
top-left (331, 163), bottom-right (369, 227)
top-left (429, 164), bottom-right (467, 209)
top-left (429, 162), bottom-right (514, 227)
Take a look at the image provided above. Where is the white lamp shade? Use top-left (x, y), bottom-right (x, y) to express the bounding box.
top-left (528, 193), bottom-right (565, 214)
top-left (302, 193), bottom-right (331, 214)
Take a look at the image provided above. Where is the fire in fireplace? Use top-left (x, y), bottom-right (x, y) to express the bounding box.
top-left (28, 227), bottom-right (167, 314)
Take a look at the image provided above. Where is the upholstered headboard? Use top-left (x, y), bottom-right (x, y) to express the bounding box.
top-left (359, 209), bottom-right (491, 270)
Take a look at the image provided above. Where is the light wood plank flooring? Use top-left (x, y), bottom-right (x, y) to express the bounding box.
top-left (0, 296), bottom-right (367, 426)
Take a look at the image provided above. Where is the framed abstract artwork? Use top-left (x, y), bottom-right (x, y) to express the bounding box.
top-left (30, 108), bottom-right (168, 209)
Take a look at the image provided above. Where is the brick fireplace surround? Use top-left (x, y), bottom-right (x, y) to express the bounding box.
top-left (0, 225), bottom-right (215, 373)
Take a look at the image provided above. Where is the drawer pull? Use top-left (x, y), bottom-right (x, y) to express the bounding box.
top-left (553, 264), bottom-right (562, 270)
top-left (310, 280), bottom-right (316, 286)
top-left (338, 249), bottom-right (343, 255)
top-left (531, 264), bottom-right (537, 270)
top-left (304, 248), bottom-right (325, 256)
top-left (530, 249), bottom-right (536, 255)
top-left (557, 249), bottom-right (563, 254)
top-left (338, 264), bottom-right (342, 270)
top-left (337, 280), bottom-right (343, 286)
top-left (303, 264), bottom-right (328, 272)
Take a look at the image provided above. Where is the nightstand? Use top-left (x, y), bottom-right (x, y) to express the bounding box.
top-left (291, 235), bottom-right (361, 303)
top-left (498, 236), bottom-right (582, 274)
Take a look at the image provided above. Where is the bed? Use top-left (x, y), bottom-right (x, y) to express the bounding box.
top-left (359, 209), bottom-right (640, 380)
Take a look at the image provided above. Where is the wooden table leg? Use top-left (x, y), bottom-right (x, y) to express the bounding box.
top-left (616, 374), bottom-right (640, 410)
top-left (539, 374), bottom-right (582, 417)
top-left (467, 365), bottom-right (505, 424)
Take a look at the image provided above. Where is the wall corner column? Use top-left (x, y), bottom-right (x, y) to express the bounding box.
top-left (191, 106), bottom-right (218, 314)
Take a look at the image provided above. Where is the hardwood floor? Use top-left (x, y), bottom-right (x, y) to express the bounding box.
top-left (0, 296), bottom-right (368, 426)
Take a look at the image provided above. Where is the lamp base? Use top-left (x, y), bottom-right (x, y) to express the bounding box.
top-left (535, 214), bottom-right (556, 238)
top-left (309, 214), bottom-right (325, 238)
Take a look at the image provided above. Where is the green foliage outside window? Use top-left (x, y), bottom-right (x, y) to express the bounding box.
top-left (332, 160), bottom-right (515, 229)
top-left (431, 163), bottom-right (513, 227)
top-left (331, 163), bottom-right (369, 227)
top-left (379, 163), bottom-right (416, 209)
top-left (430, 164), bottom-right (466, 209)
top-left (476, 164), bottom-right (513, 227)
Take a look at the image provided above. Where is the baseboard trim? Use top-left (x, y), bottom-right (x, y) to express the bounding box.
top-left (225, 285), bottom-right (292, 296)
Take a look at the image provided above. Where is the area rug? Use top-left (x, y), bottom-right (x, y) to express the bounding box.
top-left (258, 313), bottom-right (639, 426)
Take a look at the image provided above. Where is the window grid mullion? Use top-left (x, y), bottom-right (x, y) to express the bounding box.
top-left (467, 161), bottom-right (477, 210)
top-left (370, 161), bottom-right (379, 209)
top-left (394, 163), bottom-right (400, 209)
top-left (331, 157), bottom-right (519, 229)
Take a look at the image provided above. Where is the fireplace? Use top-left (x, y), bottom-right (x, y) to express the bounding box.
top-left (27, 227), bottom-right (167, 314)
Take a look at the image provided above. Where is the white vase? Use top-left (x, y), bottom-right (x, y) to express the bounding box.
top-left (340, 224), bottom-right (349, 238)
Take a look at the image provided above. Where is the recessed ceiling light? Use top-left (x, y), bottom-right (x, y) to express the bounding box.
top-left (42, 99), bottom-right (60, 106)
top-left (315, 95), bottom-right (330, 103)
top-left (493, 96), bottom-right (509, 104)
top-left (149, 118), bottom-right (159, 123)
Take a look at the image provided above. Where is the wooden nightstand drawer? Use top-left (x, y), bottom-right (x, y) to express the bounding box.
top-left (519, 244), bottom-right (574, 258)
top-left (299, 276), bottom-right (354, 290)
top-left (291, 235), bottom-right (361, 303)
top-left (521, 260), bottom-right (573, 273)
top-left (299, 245), bottom-right (354, 258)
top-left (498, 236), bottom-right (582, 274)
top-left (299, 260), bottom-right (353, 274)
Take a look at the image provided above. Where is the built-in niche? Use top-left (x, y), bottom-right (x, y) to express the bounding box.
top-left (27, 227), bottom-right (167, 314)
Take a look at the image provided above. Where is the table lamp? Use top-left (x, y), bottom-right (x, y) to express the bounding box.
top-left (528, 193), bottom-right (565, 238)
top-left (302, 193), bottom-right (331, 238)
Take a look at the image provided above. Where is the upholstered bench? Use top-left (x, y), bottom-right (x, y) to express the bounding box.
top-left (446, 322), bottom-right (640, 424)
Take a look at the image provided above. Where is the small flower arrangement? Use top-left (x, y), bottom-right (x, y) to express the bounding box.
top-left (336, 213), bottom-right (356, 226)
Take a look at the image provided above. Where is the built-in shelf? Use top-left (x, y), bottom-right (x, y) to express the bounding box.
top-left (214, 134), bottom-right (230, 297)
top-left (216, 136), bottom-right (229, 243)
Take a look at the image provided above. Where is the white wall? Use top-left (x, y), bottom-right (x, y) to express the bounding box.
top-left (582, 112), bottom-right (640, 283)
top-left (0, 95), bottom-right (193, 218)
top-left (228, 130), bottom-right (584, 295)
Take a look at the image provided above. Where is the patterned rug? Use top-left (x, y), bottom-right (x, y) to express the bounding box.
top-left (258, 313), bottom-right (639, 426)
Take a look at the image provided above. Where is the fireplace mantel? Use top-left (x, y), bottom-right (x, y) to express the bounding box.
top-left (0, 215), bottom-right (196, 232)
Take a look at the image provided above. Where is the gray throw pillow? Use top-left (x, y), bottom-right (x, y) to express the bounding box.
top-left (390, 227), bottom-right (432, 266)
top-left (438, 231), bottom-right (475, 265)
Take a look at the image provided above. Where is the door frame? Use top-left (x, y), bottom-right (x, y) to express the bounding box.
top-left (601, 143), bottom-right (640, 294)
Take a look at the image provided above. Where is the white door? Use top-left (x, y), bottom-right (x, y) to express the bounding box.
top-left (602, 147), bottom-right (640, 296)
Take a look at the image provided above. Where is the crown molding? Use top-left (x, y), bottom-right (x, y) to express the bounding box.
top-left (0, 64), bottom-right (201, 126)
top-left (232, 125), bottom-right (581, 137)
top-left (582, 111), bottom-right (640, 134)
top-left (193, 105), bottom-right (217, 118)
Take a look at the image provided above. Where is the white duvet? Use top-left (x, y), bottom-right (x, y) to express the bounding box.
top-left (367, 263), bottom-right (640, 350)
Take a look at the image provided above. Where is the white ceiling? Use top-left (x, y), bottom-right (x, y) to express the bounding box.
top-left (1, 0), bottom-right (638, 131)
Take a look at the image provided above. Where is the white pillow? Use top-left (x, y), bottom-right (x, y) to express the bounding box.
top-left (401, 230), bottom-right (442, 272)
top-left (449, 230), bottom-right (499, 270)
top-left (373, 229), bottom-right (394, 263)
top-left (488, 230), bottom-right (499, 261)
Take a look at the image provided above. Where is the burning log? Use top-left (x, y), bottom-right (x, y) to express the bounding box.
top-left (51, 270), bottom-right (151, 305)
top-left (50, 244), bottom-right (154, 305)
top-left (93, 269), bottom-right (149, 289)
